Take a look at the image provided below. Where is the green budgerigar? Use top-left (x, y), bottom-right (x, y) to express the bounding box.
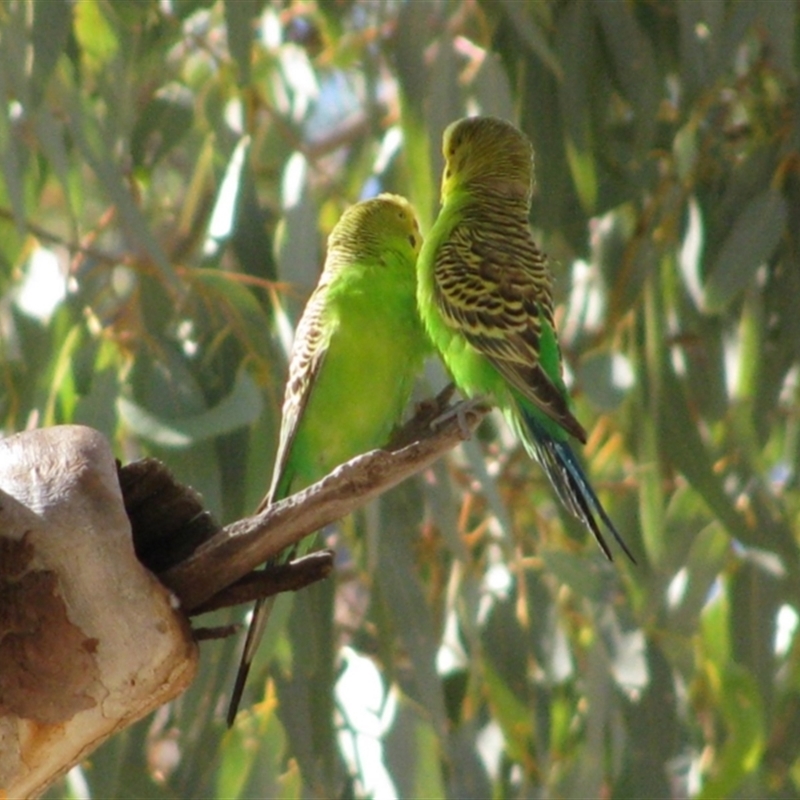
top-left (417, 116), bottom-right (634, 563)
top-left (228, 193), bottom-right (430, 724)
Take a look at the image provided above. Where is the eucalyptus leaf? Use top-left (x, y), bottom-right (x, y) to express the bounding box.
top-left (118, 370), bottom-right (263, 447)
top-left (224, 0), bottom-right (258, 85)
top-left (704, 189), bottom-right (788, 314)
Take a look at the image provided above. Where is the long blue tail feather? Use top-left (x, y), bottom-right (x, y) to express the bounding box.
top-left (516, 406), bottom-right (636, 563)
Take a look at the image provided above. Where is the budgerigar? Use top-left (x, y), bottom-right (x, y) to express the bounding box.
top-left (228, 193), bottom-right (430, 724)
top-left (416, 116), bottom-right (634, 563)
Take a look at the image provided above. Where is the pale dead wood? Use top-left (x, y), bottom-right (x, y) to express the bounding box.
top-left (0, 426), bottom-right (198, 800)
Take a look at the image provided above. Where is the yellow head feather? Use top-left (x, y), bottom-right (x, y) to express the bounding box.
top-left (441, 116), bottom-right (533, 201)
top-left (327, 193), bottom-right (421, 267)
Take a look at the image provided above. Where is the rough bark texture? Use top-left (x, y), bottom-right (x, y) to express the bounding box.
top-left (0, 426), bottom-right (198, 799)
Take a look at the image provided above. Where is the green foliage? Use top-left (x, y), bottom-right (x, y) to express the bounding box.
top-left (2, 0), bottom-right (799, 797)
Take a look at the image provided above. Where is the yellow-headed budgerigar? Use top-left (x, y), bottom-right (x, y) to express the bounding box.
top-left (416, 116), bottom-right (634, 563)
top-left (228, 193), bottom-right (430, 724)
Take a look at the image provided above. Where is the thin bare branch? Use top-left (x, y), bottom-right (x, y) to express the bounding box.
top-left (159, 397), bottom-right (489, 612)
top-left (190, 550), bottom-right (335, 615)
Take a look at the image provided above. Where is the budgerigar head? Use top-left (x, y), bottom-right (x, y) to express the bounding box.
top-left (327, 193), bottom-right (422, 268)
top-left (440, 116), bottom-right (533, 200)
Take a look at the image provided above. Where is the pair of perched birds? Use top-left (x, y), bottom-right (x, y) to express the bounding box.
top-left (227, 116), bottom-right (635, 724)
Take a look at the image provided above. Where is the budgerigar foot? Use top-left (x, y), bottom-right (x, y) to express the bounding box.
top-left (387, 384), bottom-right (458, 448)
top-left (431, 396), bottom-right (491, 439)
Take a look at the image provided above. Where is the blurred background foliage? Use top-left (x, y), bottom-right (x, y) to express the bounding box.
top-left (1, 0), bottom-right (799, 797)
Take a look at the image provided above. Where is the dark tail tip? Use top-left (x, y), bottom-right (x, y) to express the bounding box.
top-left (522, 412), bottom-right (636, 564)
top-left (226, 664), bottom-right (251, 727)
